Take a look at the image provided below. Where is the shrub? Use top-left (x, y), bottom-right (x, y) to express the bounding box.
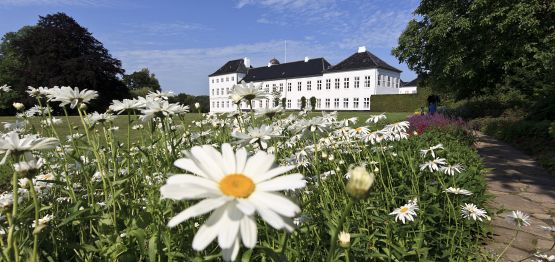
top-left (408, 113), bottom-right (466, 135)
top-left (370, 86), bottom-right (431, 112)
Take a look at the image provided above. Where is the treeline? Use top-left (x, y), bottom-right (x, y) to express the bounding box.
top-left (0, 12), bottom-right (209, 115)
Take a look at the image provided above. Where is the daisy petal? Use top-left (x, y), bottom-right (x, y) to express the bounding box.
top-left (167, 196), bottom-right (229, 227)
top-left (253, 165), bottom-right (296, 183)
top-left (218, 205), bottom-right (242, 249)
top-left (250, 191), bottom-right (300, 217)
top-left (256, 174), bottom-right (306, 192)
top-left (243, 151), bottom-right (274, 178)
top-left (240, 215), bottom-right (257, 248)
top-left (192, 206), bottom-right (226, 251)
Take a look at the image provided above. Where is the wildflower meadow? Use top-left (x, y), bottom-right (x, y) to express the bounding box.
top-left (0, 83), bottom-right (544, 261)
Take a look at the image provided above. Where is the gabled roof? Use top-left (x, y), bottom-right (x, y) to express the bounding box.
top-left (209, 59), bottom-right (248, 77)
top-left (326, 51), bottom-right (401, 73)
top-left (402, 77), bottom-right (419, 87)
top-left (241, 58), bottom-right (331, 82)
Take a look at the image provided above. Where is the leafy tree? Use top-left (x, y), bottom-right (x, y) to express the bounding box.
top-left (0, 12), bottom-right (129, 112)
top-left (310, 96), bottom-right (316, 110)
top-left (281, 98), bottom-right (286, 109)
top-left (169, 93), bottom-right (209, 113)
top-left (123, 68), bottom-right (161, 91)
top-left (301, 96), bottom-right (307, 110)
top-left (271, 90), bottom-right (282, 107)
top-left (393, 0), bottom-right (555, 102)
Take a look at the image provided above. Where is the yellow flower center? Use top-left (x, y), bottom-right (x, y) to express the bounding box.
top-left (219, 174), bottom-right (255, 198)
top-left (355, 127), bottom-right (362, 133)
top-left (400, 207), bottom-right (409, 213)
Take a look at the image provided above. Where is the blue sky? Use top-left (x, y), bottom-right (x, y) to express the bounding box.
top-left (0, 0), bottom-right (419, 95)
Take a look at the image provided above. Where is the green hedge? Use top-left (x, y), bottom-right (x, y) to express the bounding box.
top-left (370, 87), bottom-right (431, 112)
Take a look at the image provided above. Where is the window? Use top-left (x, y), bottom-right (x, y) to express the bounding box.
top-left (287, 99), bottom-right (291, 108)
top-left (387, 76), bottom-right (391, 87)
top-left (221, 77), bottom-right (224, 82)
top-left (297, 99), bottom-right (301, 108)
top-left (226, 77), bottom-right (229, 82)
top-left (344, 78), bottom-right (349, 88)
top-left (354, 77), bottom-right (360, 88)
top-left (216, 89), bottom-right (220, 95)
top-left (325, 98), bottom-right (331, 108)
top-left (353, 98), bottom-right (359, 108)
top-left (216, 78), bottom-right (219, 83)
top-left (259, 100), bottom-right (263, 108)
top-left (279, 83), bottom-right (283, 92)
top-left (378, 75), bottom-right (383, 86)
top-left (297, 82), bottom-right (302, 91)
top-left (334, 98), bottom-right (340, 108)
top-left (226, 88), bottom-right (229, 94)
top-left (231, 76), bottom-right (234, 81)
top-left (216, 101), bottom-right (220, 108)
top-left (317, 80), bottom-right (322, 90)
top-left (226, 101), bottom-right (230, 108)
top-left (211, 89), bottom-right (214, 95)
top-left (364, 76), bottom-right (371, 87)
top-left (212, 101), bottom-right (215, 108)
top-left (272, 84), bottom-right (276, 92)
top-left (326, 79), bottom-right (331, 89)
top-left (334, 78), bottom-right (340, 89)
top-left (211, 79), bottom-right (214, 83)
top-left (287, 83), bottom-right (292, 92)
top-left (265, 100), bottom-right (269, 107)
top-left (317, 98), bottom-right (321, 108)
top-left (307, 81), bottom-right (312, 91)
top-left (343, 98), bottom-right (349, 108)
top-left (363, 98), bottom-right (370, 109)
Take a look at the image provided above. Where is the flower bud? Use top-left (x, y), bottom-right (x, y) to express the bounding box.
top-left (194, 102), bottom-right (200, 109)
top-left (13, 102), bottom-right (24, 111)
top-left (79, 103), bottom-right (87, 111)
top-left (338, 231), bottom-right (350, 248)
top-left (346, 166), bottom-right (374, 199)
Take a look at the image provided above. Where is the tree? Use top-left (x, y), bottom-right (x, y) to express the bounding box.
top-left (300, 96), bottom-right (307, 110)
top-left (310, 96), bottom-right (316, 110)
top-left (281, 98), bottom-right (286, 109)
top-left (169, 93), bottom-right (209, 113)
top-left (0, 12), bottom-right (129, 111)
top-left (123, 68), bottom-right (161, 91)
top-left (393, 0), bottom-right (555, 101)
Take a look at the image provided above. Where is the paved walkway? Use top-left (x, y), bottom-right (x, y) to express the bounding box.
top-left (475, 132), bottom-right (555, 261)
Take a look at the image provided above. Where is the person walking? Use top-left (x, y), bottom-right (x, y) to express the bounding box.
top-left (427, 94), bottom-right (440, 115)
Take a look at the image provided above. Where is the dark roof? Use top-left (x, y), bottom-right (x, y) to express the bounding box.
top-left (241, 58), bottom-right (331, 82)
top-left (402, 77), bottom-right (419, 87)
top-left (326, 51), bottom-right (401, 73)
top-left (209, 59), bottom-right (248, 77)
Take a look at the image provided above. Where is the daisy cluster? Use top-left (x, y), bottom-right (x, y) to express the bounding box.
top-left (0, 82), bottom-right (522, 261)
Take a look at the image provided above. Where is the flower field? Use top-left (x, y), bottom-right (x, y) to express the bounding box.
top-left (0, 85), bottom-right (494, 261)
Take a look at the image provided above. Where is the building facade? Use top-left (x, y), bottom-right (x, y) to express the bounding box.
top-left (208, 46), bottom-right (417, 112)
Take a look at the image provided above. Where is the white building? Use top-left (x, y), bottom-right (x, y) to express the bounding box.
top-left (208, 46), bottom-right (417, 112)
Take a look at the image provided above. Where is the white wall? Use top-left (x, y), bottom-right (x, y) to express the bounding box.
top-left (208, 65), bottom-right (414, 112)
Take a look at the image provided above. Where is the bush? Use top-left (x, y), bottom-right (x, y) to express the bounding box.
top-left (408, 113), bottom-right (467, 135)
top-left (370, 87), bottom-right (431, 112)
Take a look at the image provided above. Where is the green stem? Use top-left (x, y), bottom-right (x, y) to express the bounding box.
top-left (327, 199), bottom-right (354, 262)
top-left (494, 229), bottom-right (519, 262)
top-left (28, 180), bottom-right (40, 262)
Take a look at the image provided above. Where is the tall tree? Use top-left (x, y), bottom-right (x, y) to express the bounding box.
top-left (123, 68), bottom-right (161, 91)
top-left (393, 0), bottom-right (555, 100)
top-left (0, 12), bottom-right (129, 111)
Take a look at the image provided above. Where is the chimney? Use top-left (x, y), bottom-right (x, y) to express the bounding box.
top-left (304, 56), bottom-right (309, 62)
top-left (357, 46), bottom-right (367, 53)
top-left (243, 57), bottom-right (251, 68)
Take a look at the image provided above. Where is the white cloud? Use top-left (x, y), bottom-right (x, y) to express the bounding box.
top-left (114, 40), bottom-right (336, 95)
top-left (123, 22), bottom-right (209, 36)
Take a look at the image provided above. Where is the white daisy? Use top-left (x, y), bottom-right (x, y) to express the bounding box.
top-left (109, 99), bottom-right (142, 114)
top-left (443, 187), bottom-right (473, 195)
top-left (440, 164), bottom-right (464, 176)
top-left (230, 82), bottom-right (269, 103)
top-left (390, 198), bottom-right (419, 224)
top-left (0, 84), bottom-right (11, 92)
top-left (420, 144), bottom-right (444, 158)
top-left (160, 143), bottom-right (306, 261)
top-left (87, 112), bottom-right (116, 125)
top-left (366, 113), bottom-right (387, 124)
top-left (419, 158), bottom-right (447, 172)
top-left (461, 203), bottom-right (488, 221)
top-left (0, 132), bottom-right (58, 164)
top-left (255, 106), bottom-right (283, 119)
top-left (506, 210), bottom-right (531, 227)
top-left (26, 86), bottom-right (49, 98)
top-left (46, 86), bottom-right (98, 109)
top-left (539, 225), bottom-right (555, 232)
top-left (140, 100), bottom-right (189, 121)
top-left (533, 253), bottom-right (555, 262)
top-left (231, 125), bottom-right (277, 149)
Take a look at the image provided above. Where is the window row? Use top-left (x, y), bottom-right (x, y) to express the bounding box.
top-left (211, 87), bottom-right (231, 96)
top-left (211, 97), bottom-right (371, 110)
top-left (377, 75), bottom-right (400, 88)
top-left (211, 76), bottom-right (235, 84)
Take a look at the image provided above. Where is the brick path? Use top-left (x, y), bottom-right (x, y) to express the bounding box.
top-left (475, 132), bottom-right (555, 261)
